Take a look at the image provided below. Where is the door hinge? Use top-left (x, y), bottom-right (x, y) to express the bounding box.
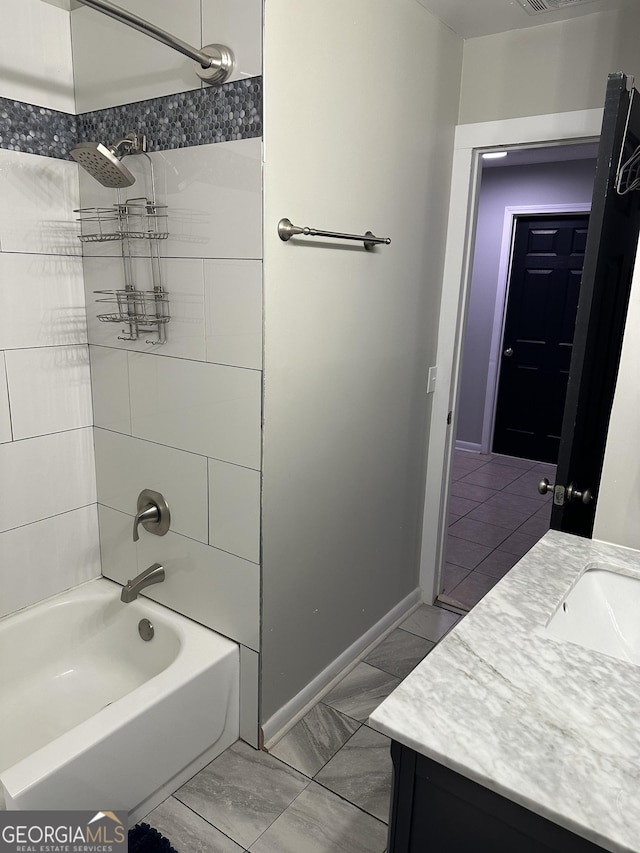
top-left (447, 411), bottom-right (452, 425)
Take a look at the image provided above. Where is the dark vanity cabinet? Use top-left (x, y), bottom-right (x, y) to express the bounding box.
top-left (388, 742), bottom-right (607, 853)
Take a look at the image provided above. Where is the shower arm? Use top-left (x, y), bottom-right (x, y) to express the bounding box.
top-left (74, 0), bottom-right (234, 85)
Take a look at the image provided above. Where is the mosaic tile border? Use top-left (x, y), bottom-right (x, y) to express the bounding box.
top-left (77, 78), bottom-right (262, 152)
top-left (0, 98), bottom-right (77, 158)
top-left (0, 77), bottom-right (262, 160)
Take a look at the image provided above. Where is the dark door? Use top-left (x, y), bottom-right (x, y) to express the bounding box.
top-left (492, 214), bottom-right (589, 464)
top-left (552, 73), bottom-right (640, 537)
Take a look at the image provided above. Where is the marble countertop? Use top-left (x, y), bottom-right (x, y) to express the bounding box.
top-left (369, 531), bottom-right (640, 853)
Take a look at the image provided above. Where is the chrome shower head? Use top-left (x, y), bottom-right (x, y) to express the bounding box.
top-left (70, 142), bottom-right (135, 188)
top-left (70, 133), bottom-right (146, 189)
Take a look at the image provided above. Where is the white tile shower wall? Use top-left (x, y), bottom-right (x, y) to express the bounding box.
top-left (89, 346), bottom-right (132, 434)
top-left (0, 427), bottom-right (96, 533)
top-left (71, 0), bottom-right (264, 736)
top-left (153, 141), bottom-right (262, 259)
top-left (72, 0), bottom-right (262, 112)
top-left (97, 505), bottom-right (136, 584)
top-left (83, 257), bottom-right (207, 360)
top-left (0, 0), bottom-right (75, 113)
top-left (0, 139), bottom-right (98, 616)
top-left (79, 141), bottom-right (262, 262)
top-left (5, 346), bottom-right (92, 440)
top-left (136, 519), bottom-right (260, 651)
top-left (204, 259), bottom-right (263, 369)
top-left (0, 253), bottom-right (86, 349)
top-left (0, 354), bottom-right (11, 444)
top-left (81, 134), bottom-right (263, 647)
top-left (208, 459), bottom-right (261, 563)
top-left (239, 645), bottom-right (260, 747)
top-left (98, 505), bottom-right (260, 650)
top-left (84, 255), bottom-right (263, 368)
top-left (0, 506), bottom-right (100, 620)
top-left (128, 352), bottom-right (262, 468)
top-left (94, 428), bottom-right (209, 544)
top-left (0, 149), bottom-right (80, 255)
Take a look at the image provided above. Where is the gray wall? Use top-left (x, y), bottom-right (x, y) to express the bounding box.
top-left (457, 159), bottom-right (596, 448)
top-left (261, 0), bottom-right (463, 724)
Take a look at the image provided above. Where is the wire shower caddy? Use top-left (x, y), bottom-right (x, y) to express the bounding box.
top-left (75, 158), bottom-right (170, 345)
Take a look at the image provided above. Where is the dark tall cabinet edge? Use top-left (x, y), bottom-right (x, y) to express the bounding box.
top-left (388, 741), bottom-right (417, 852)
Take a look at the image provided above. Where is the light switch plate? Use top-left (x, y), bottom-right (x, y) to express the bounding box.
top-left (427, 366), bottom-right (437, 394)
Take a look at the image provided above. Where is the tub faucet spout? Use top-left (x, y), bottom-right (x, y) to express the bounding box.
top-left (121, 562), bottom-right (165, 603)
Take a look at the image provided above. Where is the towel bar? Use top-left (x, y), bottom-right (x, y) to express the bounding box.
top-left (277, 218), bottom-right (391, 251)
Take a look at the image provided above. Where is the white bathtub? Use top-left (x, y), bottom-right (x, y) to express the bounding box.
top-left (0, 577), bottom-right (239, 820)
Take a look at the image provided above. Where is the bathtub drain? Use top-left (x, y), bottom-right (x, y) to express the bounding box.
top-left (138, 618), bottom-right (154, 641)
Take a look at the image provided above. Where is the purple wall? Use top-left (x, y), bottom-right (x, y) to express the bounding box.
top-left (456, 158), bottom-right (596, 448)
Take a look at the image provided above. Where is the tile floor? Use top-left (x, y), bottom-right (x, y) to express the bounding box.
top-left (143, 602), bottom-right (463, 853)
top-left (142, 449), bottom-right (552, 852)
top-left (440, 449), bottom-right (556, 610)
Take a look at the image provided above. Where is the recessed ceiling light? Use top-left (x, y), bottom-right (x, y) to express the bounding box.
top-left (483, 152), bottom-right (508, 160)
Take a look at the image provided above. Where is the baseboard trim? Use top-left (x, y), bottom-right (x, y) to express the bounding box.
top-left (455, 440), bottom-right (483, 453)
top-left (262, 588), bottom-right (422, 749)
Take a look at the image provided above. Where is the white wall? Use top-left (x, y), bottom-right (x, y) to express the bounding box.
top-left (0, 0), bottom-right (75, 112)
top-left (457, 158), bottom-right (596, 447)
top-left (72, 0), bottom-right (262, 112)
top-left (261, 0), bottom-right (463, 723)
top-left (460, 7), bottom-right (640, 124)
top-left (594, 241), bottom-right (640, 549)
top-left (0, 1), bottom-right (99, 619)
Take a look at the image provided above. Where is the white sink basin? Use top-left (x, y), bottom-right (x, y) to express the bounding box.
top-left (546, 564), bottom-right (640, 664)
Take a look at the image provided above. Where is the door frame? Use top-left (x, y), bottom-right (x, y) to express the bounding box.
top-left (479, 204), bottom-right (592, 456)
top-left (419, 108), bottom-right (603, 603)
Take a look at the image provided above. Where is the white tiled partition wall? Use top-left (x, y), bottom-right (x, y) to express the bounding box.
top-left (1, 0), bottom-right (262, 742)
top-left (73, 0), bottom-right (264, 743)
top-left (0, 1), bottom-right (100, 621)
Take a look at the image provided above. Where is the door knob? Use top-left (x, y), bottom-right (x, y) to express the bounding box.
top-left (566, 483), bottom-right (593, 505)
top-left (538, 478), bottom-right (555, 495)
top-left (503, 347), bottom-right (514, 357)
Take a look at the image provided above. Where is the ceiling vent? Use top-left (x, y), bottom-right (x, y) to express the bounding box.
top-left (517, 0), bottom-right (600, 14)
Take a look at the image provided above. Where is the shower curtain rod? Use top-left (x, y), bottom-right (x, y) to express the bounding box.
top-left (74, 0), bottom-right (234, 85)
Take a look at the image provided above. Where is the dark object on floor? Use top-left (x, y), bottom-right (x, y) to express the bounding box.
top-left (128, 823), bottom-right (178, 853)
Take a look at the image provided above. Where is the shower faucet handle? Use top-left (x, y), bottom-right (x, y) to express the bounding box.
top-left (133, 489), bottom-right (171, 542)
top-left (133, 504), bottom-right (159, 541)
